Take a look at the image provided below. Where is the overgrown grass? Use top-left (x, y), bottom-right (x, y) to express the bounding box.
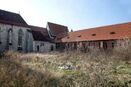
top-left (0, 46), bottom-right (131, 87)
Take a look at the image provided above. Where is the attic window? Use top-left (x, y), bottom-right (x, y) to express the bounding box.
top-left (92, 34), bottom-right (96, 36)
top-left (110, 32), bottom-right (116, 34)
top-left (78, 35), bottom-right (81, 37)
top-left (67, 37), bottom-right (69, 39)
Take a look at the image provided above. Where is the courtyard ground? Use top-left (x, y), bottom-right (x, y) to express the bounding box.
top-left (0, 48), bottom-right (131, 87)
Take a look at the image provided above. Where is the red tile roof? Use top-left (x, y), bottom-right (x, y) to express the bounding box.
top-left (55, 32), bottom-right (68, 42)
top-left (61, 22), bottom-right (131, 42)
top-left (0, 9), bottom-right (28, 27)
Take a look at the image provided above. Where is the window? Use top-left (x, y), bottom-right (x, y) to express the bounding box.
top-left (37, 45), bottom-right (39, 52)
top-left (18, 29), bottom-right (23, 46)
top-left (8, 28), bottom-right (13, 45)
top-left (41, 43), bottom-right (44, 46)
top-left (50, 45), bottom-right (54, 51)
top-left (92, 34), bottom-right (96, 36)
top-left (18, 29), bottom-right (23, 51)
top-left (110, 32), bottom-right (116, 34)
top-left (112, 42), bottom-right (115, 48)
top-left (78, 35), bottom-right (81, 37)
top-left (103, 42), bottom-right (107, 49)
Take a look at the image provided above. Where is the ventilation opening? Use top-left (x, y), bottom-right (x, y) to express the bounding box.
top-left (78, 35), bottom-right (81, 37)
top-left (92, 34), bottom-right (96, 36)
top-left (110, 32), bottom-right (116, 34)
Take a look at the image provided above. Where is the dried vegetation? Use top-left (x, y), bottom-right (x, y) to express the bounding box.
top-left (0, 46), bottom-right (131, 87)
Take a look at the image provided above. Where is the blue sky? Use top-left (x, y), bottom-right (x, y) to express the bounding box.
top-left (0, 0), bottom-right (131, 31)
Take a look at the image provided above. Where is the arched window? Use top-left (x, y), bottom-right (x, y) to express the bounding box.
top-left (8, 28), bottom-right (13, 45)
top-left (18, 29), bottom-right (23, 50)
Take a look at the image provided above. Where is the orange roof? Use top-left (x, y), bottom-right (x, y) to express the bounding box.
top-left (61, 22), bottom-right (131, 42)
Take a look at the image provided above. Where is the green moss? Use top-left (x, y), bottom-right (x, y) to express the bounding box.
top-left (116, 63), bottom-right (131, 75)
top-left (62, 70), bottom-right (80, 75)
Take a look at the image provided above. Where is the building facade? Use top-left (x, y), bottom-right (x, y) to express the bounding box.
top-left (0, 9), bottom-right (68, 53)
top-left (0, 9), bottom-right (131, 53)
top-left (57, 22), bottom-right (131, 52)
top-left (30, 25), bottom-right (56, 52)
top-left (0, 10), bottom-right (33, 52)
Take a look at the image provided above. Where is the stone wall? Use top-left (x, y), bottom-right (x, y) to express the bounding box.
top-left (0, 23), bottom-right (33, 52)
top-left (33, 41), bottom-right (55, 52)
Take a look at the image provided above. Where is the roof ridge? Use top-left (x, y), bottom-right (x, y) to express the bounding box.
top-left (73, 22), bottom-right (131, 33)
top-left (0, 9), bottom-right (28, 26)
top-left (29, 25), bottom-right (46, 29)
top-left (0, 9), bottom-right (19, 15)
top-left (47, 22), bottom-right (67, 28)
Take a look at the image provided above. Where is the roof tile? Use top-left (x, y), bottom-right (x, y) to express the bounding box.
top-left (61, 22), bottom-right (131, 42)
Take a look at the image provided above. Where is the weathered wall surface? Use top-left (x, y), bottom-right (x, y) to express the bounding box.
top-left (33, 41), bottom-right (55, 52)
top-left (0, 23), bottom-right (33, 52)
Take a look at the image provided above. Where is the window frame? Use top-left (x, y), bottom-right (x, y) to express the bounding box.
top-left (8, 28), bottom-right (13, 45)
top-left (18, 29), bottom-right (23, 47)
top-left (17, 29), bottom-right (23, 51)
